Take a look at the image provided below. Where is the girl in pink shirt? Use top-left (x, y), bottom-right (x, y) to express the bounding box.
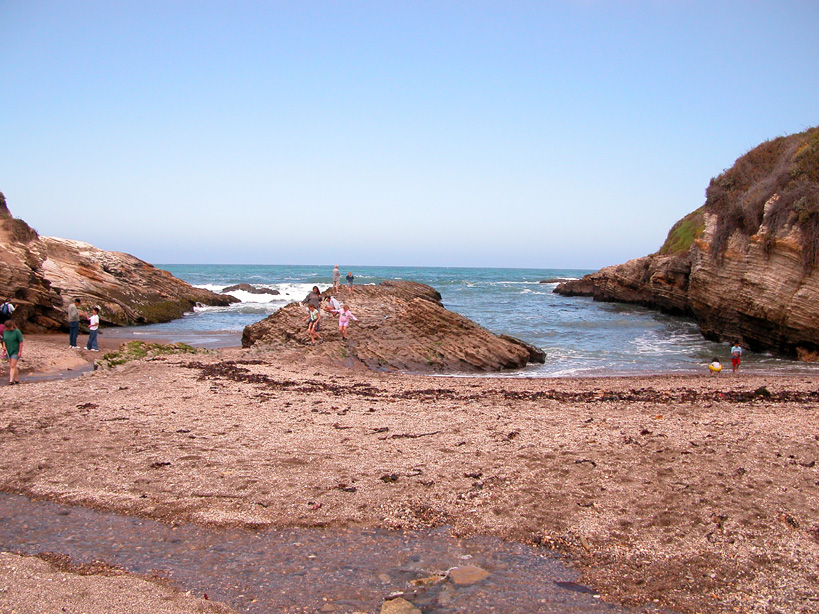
top-left (337, 304), bottom-right (358, 340)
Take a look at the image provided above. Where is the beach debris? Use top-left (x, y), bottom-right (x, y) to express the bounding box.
top-left (380, 473), bottom-right (400, 483)
top-left (334, 483), bottom-right (357, 492)
top-left (410, 574), bottom-right (446, 587)
top-left (389, 431), bottom-right (440, 439)
top-left (574, 459), bottom-right (597, 468)
top-left (463, 470), bottom-right (482, 479)
top-left (555, 581), bottom-right (599, 595)
top-left (149, 461), bottom-right (171, 469)
top-left (76, 403), bottom-right (98, 409)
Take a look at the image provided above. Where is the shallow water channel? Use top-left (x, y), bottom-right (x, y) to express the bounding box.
top-left (0, 493), bottom-right (667, 614)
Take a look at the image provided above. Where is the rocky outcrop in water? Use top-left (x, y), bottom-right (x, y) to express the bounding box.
top-left (222, 283), bottom-right (279, 295)
top-left (555, 127), bottom-right (819, 359)
top-left (242, 280), bottom-right (545, 373)
top-left (0, 195), bottom-right (236, 332)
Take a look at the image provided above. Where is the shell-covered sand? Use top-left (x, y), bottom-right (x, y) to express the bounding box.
top-left (1, 335), bottom-right (818, 613)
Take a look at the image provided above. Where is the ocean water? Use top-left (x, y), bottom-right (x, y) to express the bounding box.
top-left (105, 264), bottom-right (819, 377)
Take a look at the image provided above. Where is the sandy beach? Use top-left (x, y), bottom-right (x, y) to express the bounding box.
top-left (1, 334), bottom-right (817, 613)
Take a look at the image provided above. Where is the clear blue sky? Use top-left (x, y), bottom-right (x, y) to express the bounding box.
top-left (2, 1), bottom-right (817, 269)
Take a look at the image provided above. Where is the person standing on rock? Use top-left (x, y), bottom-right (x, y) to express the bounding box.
top-left (2, 319), bottom-right (23, 385)
top-left (303, 286), bottom-right (323, 333)
top-left (303, 286), bottom-right (322, 310)
top-left (346, 272), bottom-right (354, 294)
top-left (305, 303), bottom-right (322, 344)
top-left (67, 298), bottom-right (83, 348)
top-left (730, 342), bottom-right (743, 373)
top-left (1, 299), bottom-right (14, 319)
top-left (86, 307), bottom-right (101, 352)
top-left (332, 265), bottom-right (341, 291)
top-left (337, 303), bottom-right (358, 341)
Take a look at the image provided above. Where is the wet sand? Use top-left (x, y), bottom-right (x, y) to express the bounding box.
top-left (1, 335), bottom-right (818, 613)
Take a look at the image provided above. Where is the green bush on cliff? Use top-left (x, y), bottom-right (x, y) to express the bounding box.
top-left (705, 126), bottom-right (819, 269)
top-left (659, 207), bottom-right (705, 255)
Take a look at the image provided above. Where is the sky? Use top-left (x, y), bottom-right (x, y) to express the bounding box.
top-left (1, 1), bottom-right (817, 270)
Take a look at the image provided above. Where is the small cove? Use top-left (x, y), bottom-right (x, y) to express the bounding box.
top-left (0, 493), bottom-right (673, 614)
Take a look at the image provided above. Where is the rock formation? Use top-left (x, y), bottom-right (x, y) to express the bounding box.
top-left (222, 283), bottom-right (279, 295)
top-left (242, 280), bottom-right (545, 373)
top-left (0, 195), bottom-right (236, 332)
top-left (556, 126), bottom-right (819, 360)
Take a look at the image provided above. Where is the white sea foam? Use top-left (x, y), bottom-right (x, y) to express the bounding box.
top-left (194, 282), bottom-right (319, 306)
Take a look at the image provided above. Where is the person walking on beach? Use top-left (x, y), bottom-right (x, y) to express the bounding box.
top-left (1, 299), bottom-right (14, 319)
top-left (67, 298), bottom-right (82, 348)
top-left (337, 303), bottom-right (358, 341)
top-left (346, 272), bottom-right (354, 294)
top-left (305, 303), bottom-right (322, 344)
top-left (730, 342), bottom-right (743, 373)
top-left (2, 320), bottom-right (23, 385)
top-left (86, 307), bottom-right (101, 352)
top-left (332, 265), bottom-right (341, 291)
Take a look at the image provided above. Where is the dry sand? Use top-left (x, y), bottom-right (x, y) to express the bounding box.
top-left (1, 335), bottom-right (818, 614)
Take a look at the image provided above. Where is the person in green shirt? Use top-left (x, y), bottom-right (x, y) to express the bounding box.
top-left (1, 319), bottom-right (23, 385)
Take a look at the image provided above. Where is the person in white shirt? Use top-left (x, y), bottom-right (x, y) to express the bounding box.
top-left (86, 307), bottom-right (100, 351)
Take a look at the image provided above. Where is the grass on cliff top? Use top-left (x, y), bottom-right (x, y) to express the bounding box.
top-left (100, 340), bottom-right (207, 368)
top-left (705, 125), bottom-right (819, 269)
top-left (659, 207), bottom-right (705, 255)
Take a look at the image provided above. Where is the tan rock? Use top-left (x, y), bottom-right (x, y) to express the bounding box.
top-left (380, 597), bottom-right (423, 614)
top-left (0, 194), bottom-right (236, 332)
top-left (449, 564), bottom-right (490, 585)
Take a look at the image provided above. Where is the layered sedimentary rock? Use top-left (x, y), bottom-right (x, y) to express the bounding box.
top-left (242, 280), bottom-right (545, 373)
top-left (556, 127), bottom-right (819, 359)
top-left (0, 196), bottom-right (236, 332)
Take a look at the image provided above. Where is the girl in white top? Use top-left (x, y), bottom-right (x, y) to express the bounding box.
top-left (86, 307), bottom-right (100, 351)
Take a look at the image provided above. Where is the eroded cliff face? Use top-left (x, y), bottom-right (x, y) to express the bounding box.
top-left (242, 280), bottom-right (545, 373)
top-left (0, 198), bottom-right (236, 332)
top-left (556, 127), bottom-right (819, 360)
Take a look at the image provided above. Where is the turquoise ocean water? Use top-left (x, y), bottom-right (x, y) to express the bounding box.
top-left (105, 264), bottom-right (818, 377)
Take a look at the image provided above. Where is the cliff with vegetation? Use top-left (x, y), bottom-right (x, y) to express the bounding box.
top-left (0, 195), bottom-right (236, 332)
top-left (555, 126), bottom-right (819, 360)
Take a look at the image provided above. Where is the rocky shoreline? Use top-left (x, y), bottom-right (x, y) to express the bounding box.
top-left (555, 127), bottom-right (819, 362)
top-left (1, 336), bottom-right (817, 613)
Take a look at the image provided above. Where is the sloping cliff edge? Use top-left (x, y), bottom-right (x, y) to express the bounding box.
top-left (0, 196), bottom-right (236, 332)
top-left (556, 126), bottom-right (819, 360)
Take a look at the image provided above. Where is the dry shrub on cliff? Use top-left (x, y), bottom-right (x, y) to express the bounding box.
top-left (706, 126), bottom-right (819, 269)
